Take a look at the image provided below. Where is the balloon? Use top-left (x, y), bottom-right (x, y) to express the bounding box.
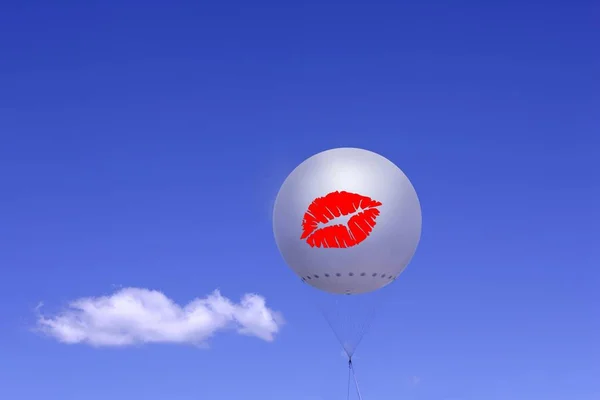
top-left (273, 147), bottom-right (422, 295)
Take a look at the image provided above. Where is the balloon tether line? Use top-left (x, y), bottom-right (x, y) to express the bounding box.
top-left (346, 358), bottom-right (352, 400)
top-left (315, 291), bottom-right (381, 400)
top-left (317, 298), bottom-right (377, 359)
top-left (348, 357), bottom-right (363, 400)
top-left (316, 301), bottom-right (365, 399)
top-left (318, 308), bottom-right (367, 400)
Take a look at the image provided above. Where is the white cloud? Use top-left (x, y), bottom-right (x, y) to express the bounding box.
top-left (36, 288), bottom-right (283, 347)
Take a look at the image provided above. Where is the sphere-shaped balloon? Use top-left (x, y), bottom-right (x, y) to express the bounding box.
top-left (273, 147), bottom-right (422, 295)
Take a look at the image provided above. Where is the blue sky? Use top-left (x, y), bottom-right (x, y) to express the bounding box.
top-left (1, 0), bottom-right (598, 399)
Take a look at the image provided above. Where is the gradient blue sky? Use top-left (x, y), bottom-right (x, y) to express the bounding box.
top-left (1, 0), bottom-right (598, 399)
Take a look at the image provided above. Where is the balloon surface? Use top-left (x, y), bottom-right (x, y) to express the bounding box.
top-left (273, 147), bottom-right (422, 295)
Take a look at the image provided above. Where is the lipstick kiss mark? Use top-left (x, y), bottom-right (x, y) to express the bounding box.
top-left (300, 191), bottom-right (382, 248)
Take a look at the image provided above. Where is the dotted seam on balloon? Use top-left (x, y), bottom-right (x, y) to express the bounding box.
top-left (301, 273), bottom-right (396, 282)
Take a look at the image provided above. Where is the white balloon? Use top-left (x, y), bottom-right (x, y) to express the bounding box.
top-left (273, 148), bottom-right (422, 295)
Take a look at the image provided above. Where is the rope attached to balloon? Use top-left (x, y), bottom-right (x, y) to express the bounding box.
top-left (319, 302), bottom-right (375, 400)
top-left (348, 358), bottom-right (363, 400)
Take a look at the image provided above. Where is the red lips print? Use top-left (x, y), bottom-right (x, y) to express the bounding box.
top-left (300, 191), bottom-right (382, 248)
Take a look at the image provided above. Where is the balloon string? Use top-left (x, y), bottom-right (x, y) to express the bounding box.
top-left (318, 304), bottom-right (353, 358)
top-left (349, 358), bottom-right (364, 400)
top-left (317, 297), bottom-right (379, 358)
top-left (347, 359), bottom-right (352, 400)
top-left (350, 304), bottom-right (377, 357)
